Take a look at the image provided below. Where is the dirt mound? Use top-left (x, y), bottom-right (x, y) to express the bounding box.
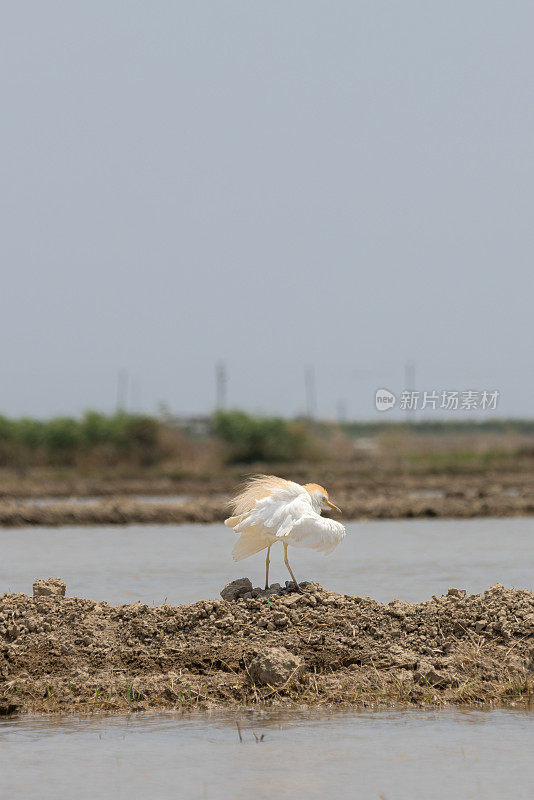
top-left (0, 581), bottom-right (532, 715)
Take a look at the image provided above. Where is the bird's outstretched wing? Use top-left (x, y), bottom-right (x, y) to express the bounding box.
top-left (282, 513), bottom-right (346, 554)
top-left (225, 479), bottom-right (345, 561)
top-left (225, 480), bottom-right (311, 561)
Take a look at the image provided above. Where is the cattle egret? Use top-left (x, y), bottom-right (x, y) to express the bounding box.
top-left (225, 475), bottom-right (345, 589)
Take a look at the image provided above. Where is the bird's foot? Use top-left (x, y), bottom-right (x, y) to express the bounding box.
top-left (286, 580), bottom-right (303, 594)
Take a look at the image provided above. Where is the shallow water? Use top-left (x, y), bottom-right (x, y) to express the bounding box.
top-left (1, 518), bottom-right (533, 798)
top-left (0, 516), bottom-right (532, 605)
top-left (1, 708), bottom-right (533, 800)
top-left (19, 493), bottom-right (190, 506)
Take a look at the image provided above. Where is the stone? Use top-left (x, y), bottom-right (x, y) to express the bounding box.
top-left (414, 660), bottom-right (451, 687)
top-left (0, 701), bottom-right (19, 717)
top-left (447, 587), bottom-right (466, 598)
top-left (284, 580), bottom-right (300, 591)
top-left (220, 578), bottom-right (253, 602)
top-left (272, 612), bottom-right (289, 627)
top-left (249, 646), bottom-right (303, 686)
top-left (33, 578), bottom-right (66, 598)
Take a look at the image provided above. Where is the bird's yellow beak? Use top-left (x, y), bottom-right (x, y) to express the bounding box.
top-left (325, 499), bottom-right (341, 513)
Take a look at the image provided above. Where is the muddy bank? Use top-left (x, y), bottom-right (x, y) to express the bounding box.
top-left (2, 461), bottom-right (534, 502)
top-left (0, 484), bottom-right (533, 527)
top-left (1, 467), bottom-right (533, 526)
top-left (0, 497), bottom-right (228, 527)
top-left (0, 581), bottom-right (532, 715)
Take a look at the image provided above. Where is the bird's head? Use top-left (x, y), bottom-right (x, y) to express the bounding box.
top-left (303, 483), bottom-right (342, 515)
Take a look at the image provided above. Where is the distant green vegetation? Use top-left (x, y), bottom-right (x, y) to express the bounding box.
top-left (0, 409), bottom-right (321, 469)
top-left (212, 410), bottom-right (319, 463)
top-left (0, 409), bottom-right (532, 471)
top-left (0, 412), bottom-right (160, 468)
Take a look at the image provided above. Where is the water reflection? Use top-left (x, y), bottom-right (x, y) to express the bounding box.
top-left (1, 709), bottom-right (532, 800)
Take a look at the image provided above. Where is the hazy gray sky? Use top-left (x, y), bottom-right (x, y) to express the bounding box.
top-left (1, 2), bottom-right (533, 420)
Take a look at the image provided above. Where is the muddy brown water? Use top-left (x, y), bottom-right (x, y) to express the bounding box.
top-left (1, 517), bottom-right (533, 798)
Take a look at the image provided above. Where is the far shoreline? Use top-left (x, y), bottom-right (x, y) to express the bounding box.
top-left (0, 485), bottom-right (533, 527)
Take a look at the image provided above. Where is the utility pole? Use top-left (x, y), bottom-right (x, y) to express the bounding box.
top-left (405, 360), bottom-right (416, 423)
top-left (117, 369), bottom-right (129, 412)
top-left (305, 366), bottom-right (316, 420)
top-left (130, 377), bottom-right (140, 411)
top-left (336, 400), bottom-right (347, 424)
top-left (216, 361), bottom-right (227, 410)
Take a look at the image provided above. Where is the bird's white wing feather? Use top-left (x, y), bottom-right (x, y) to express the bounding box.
top-left (284, 513), bottom-right (345, 554)
top-left (225, 481), bottom-right (345, 560)
top-left (236, 486), bottom-right (310, 536)
top-left (225, 481), bottom-right (311, 561)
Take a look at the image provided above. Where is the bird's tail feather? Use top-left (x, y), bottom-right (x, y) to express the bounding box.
top-left (232, 531), bottom-right (271, 562)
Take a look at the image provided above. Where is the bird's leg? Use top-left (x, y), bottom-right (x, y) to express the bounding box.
top-left (283, 542), bottom-right (302, 592)
top-left (265, 546), bottom-right (271, 590)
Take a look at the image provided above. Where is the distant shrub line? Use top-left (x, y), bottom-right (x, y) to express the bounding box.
top-left (0, 412), bottom-right (160, 468)
top-left (212, 410), bottom-right (318, 463)
top-left (0, 410), bottom-right (532, 468)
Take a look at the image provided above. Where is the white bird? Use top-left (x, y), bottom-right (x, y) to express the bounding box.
top-left (224, 475), bottom-right (345, 590)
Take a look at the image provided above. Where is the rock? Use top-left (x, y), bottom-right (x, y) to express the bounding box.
top-left (272, 612), bottom-right (289, 627)
top-left (284, 580), bottom-right (300, 591)
top-left (414, 661), bottom-right (452, 687)
top-left (283, 595), bottom-right (301, 607)
top-left (0, 701), bottom-right (20, 716)
top-left (33, 578), bottom-right (66, 598)
top-left (447, 587), bottom-right (466, 598)
top-left (220, 578), bottom-right (253, 602)
top-left (249, 647), bottom-right (303, 686)
top-left (243, 582), bottom-right (306, 600)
